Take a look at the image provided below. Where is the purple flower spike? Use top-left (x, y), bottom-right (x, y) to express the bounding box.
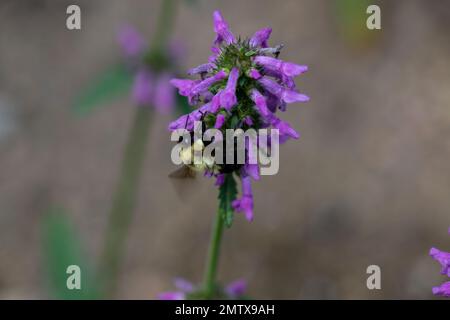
top-left (170, 78), bottom-right (198, 97)
top-left (272, 117), bottom-right (300, 143)
top-left (213, 11), bottom-right (235, 45)
top-left (132, 70), bottom-right (153, 106)
top-left (154, 73), bottom-right (175, 114)
top-left (191, 70), bottom-right (227, 96)
top-left (232, 176), bottom-right (254, 221)
top-left (188, 63), bottom-right (215, 76)
top-left (432, 282), bottom-right (450, 297)
top-left (250, 89), bottom-right (271, 118)
top-left (430, 248), bottom-right (450, 276)
top-left (225, 279), bottom-right (247, 298)
top-left (254, 56), bottom-right (308, 77)
top-left (118, 25), bottom-right (146, 58)
top-left (220, 68), bottom-right (239, 110)
top-left (250, 27), bottom-right (272, 48)
top-left (215, 114), bottom-right (226, 129)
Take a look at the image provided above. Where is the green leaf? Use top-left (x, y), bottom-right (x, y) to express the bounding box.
top-left (42, 208), bottom-right (98, 299)
top-left (72, 63), bottom-right (133, 117)
top-left (175, 91), bottom-right (192, 116)
top-left (218, 174), bottom-right (238, 228)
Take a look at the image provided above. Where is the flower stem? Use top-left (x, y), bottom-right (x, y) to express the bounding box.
top-left (98, 107), bottom-right (152, 297)
top-left (203, 204), bottom-right (225, 299)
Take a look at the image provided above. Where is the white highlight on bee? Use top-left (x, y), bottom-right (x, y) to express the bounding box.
top-left (170, 121), bottom-right (280, 176)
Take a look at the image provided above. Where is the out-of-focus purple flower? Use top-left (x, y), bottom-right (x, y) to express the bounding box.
top-left (249, 27), bottom-right (272, 48)
top-left (213, 10), bottom-right (235, 45)
top-left (271, 117), bottom-right (300, 143)
top-left (232, 175), bottom-right (254, 222)
top-left (118, 25), bottom-right (146, 58)
top-left (191, 70), bottom-right (227, 96)
top-left (154, 73), bottom-right (175, 114)
top-left (220, 68), bottom-right (239, 110)
top-left (215, 114), bottom-right (226, 129)
top-left (158, 278), bottom-right (195, 300)
top-left (188, 63), bottom-right (216, 76)
top-left (132, 69), bottom-right (153, 106)
top-left (432, 281), bottom-right (450, 297)
top-left (225, 279), bottom-right (247, 298)
top-left (430, 248), bottom-right (450, 277)
top-left (244, 163), bottom-right (260, 180)
top-left (215, 173), bottom-right (225, 186)
top-left (254, 56), bottom-right (308, 77)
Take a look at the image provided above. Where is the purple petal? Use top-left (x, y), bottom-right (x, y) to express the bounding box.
top-left (232, 176), bottom-right (254, 222)
top-left (117, 25), bottom-right (146, 58)
top-left (282, 63), bottom-right (308, 77)
top-left (132, 70), bottom-right (153, 106)
top-left (170, 78), bottom-right (198, 96)
top-left (188, 63), bottom-right (215, 76)
top-left (430, 247), bottom-right (450, 277)
top-left (281, 90), bottom-right (310, 103)
top-left (249, 27), bottom-right (272, 48)
top-left (213, 11), bottom-right (235, 45)
top-left (248, 69), bottom-right (262, 80)
top-left (191, 70), bottom-right (227, 96)
top-left (254, 56), bottom-right (307, 77)
top-left (272, 117), bottom-right (300, 143)
top-left (250, 89), bottom-right (271, 118)
top-left (215, 114), bottom-right (226, 129)
top-left (225, 279), bottom-right (247, 298)
top-left (244, 164), bottom-right (260, 180)
top-left (215, 173), bottom-right (225, 186)
top-left (220, 68), bottom-right (239, 110)
top-left (432, 281), bottom-right (450, 297)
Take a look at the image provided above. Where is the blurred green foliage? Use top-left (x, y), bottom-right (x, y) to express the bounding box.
top-left (72, 64), bottom-right (133, 117)
top-left (42, 208), bottom-right (98, 299)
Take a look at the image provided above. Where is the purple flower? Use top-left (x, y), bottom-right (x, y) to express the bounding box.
top-left (430, 248), bottom-right (450, 277)
top-left (220, 68), bottom-right (239, 110)
top-left (225, 279), bottom-right (247, 298)
top-left (249, 28), bottom-right (272, 48)
top-left (213, 11), bottom-right (235, 45)
top-left (258, 77), bottom-right (309, 104)
top-left (248, 69), bottom-right (262, 80)
top-left (432, 282), bottom-right (450, 298)
top-left (215, 173), bottom-right (225, 186)
top-left (244, 163), bottom-right (260, 180)
top-left (191, 70), bottom-right (227, 96)
top-left (158, 278), bottom-right (194, 300)
top-left (132, 69), bottom-right (153, 106)
top-left (154, 73), bottom-right (175, 114)
top-left (170, 78), bottom-right (199, 97)
top-left (254, 56), bottom-right (308, 77)
top-left (188, 63), bottom-right (215, 76)
top-left (271, 117), bottom-right (300, 143)
top-left (118, 25), bottom-right (146, 58)
top-left (232, 176), bottom-right (254, 222)
top-left (209, 46), bottom-right (221, 63)
top-left (215, 114), bottom-right (226, 129)
top-left (250, 89), bottom-right (270, 118)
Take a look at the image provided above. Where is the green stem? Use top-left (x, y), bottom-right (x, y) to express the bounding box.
top-left (203, 200), bottom-right (225, 299)
top-left (99, 107), bottom-right (152, 297)
top-left (152, 0), bottom-right (178, 51)
top-left (98, 0), bottom-right (179, 298)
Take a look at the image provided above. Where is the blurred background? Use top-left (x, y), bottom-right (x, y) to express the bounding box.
top-left (0, 0), bottom-right (449, 299)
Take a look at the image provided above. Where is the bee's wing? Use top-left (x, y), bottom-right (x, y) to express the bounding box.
top-left (168, 166), bottom-right (197, 179)
top-left (168, 166), bottom-right (201, 201)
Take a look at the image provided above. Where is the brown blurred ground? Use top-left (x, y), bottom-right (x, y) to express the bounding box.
top-left (0, 0), bottom-right (449, 299)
